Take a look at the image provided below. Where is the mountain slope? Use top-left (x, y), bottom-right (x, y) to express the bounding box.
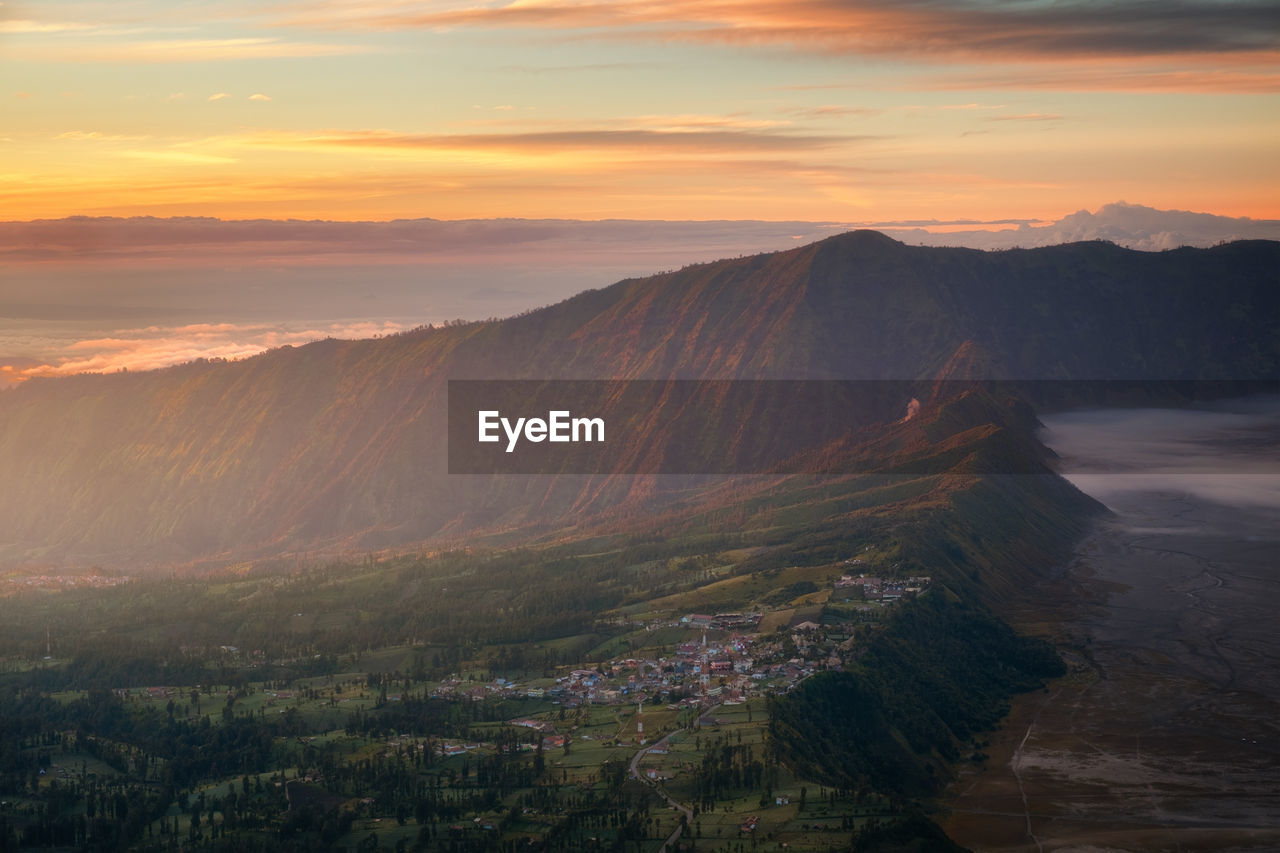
top-left (0, 233), bottom-right (1275, 569)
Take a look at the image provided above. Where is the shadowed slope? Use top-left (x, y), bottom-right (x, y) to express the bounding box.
top-left (0, 233), bottom-right (1274, 569)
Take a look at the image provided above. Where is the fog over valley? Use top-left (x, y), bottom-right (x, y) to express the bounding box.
top-left (953, 401), bottom-right (1280, 846)
top-left (1042, 398), bottom-right (1280, 516)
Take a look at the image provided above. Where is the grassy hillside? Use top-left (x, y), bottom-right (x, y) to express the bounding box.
top-left (0, 234), bottom-right (1274, 570)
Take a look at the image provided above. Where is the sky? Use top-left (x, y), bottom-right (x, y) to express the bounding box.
top-left (3, 0), bottom-right (1278, 223)
top-left (1, 1), bottom-right (1278, 384)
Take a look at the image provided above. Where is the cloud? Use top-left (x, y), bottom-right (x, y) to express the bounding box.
top-left (0, 218), bottom-right (855, 388)
top-left (0, 216), bottom-right (846, 264)
top-left (782, 105), bottom-right (882, 119)
top-left (251, 127), bottom-right (861, 156)
top-left (5, 205), bottom-right (1272, 389)
top-left (0, 20), bottom-right (97, 34)
top-left (1043, 404), bottom-right (1280, 510)
top-left (118, 150), bottom-right (239, 164)
top-left (0, 5), bottom-right (367, 63)
top-left (457, 111), bottom-right (791, 131)
top-left (625, 113), bottom-right (793, 131)
top-left (282, 0), bottom-right (1280, 62)
top-left (985, 113), bottom-right (1063, 122)
top-left (208, 92), bottom-right (231, 101)
top-left (854, 217), bottom-right (1043, 228)
top-left (17, 37), bottom-right (367, 63)
top-left (11, 203), bottom-right (1268, 273)
top-left (54, 130), bottom-right (147, 141)
top-left (6, 320), bottom-right (412, 382)
top-left (499, 62), bottom-right (657, 74)
top-left (868, 201), bottom-right (1280, 250)
top-left (924, 63), bottom-right (1280, 93)
top-left (248, 93), bottom-right (272, 101)
top-left (259, 1), bottom-right (1280, 94)
top-left (0, 358), bottom-right (42, 389)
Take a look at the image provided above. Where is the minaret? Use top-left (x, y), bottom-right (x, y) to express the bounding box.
top-left (700, 632), bottom-right (710, 696)
top-left (45, 626), bottom-right (51, 660)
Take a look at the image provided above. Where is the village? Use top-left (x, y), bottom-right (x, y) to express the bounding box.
top-left (418, 572), bottom-right (932, 756)
top-left (103, 569), bottom-right (932, 741)
top-left (10, 557), bottom-right (940, 851)
top-left (0, 571), bottom-right (131, 596)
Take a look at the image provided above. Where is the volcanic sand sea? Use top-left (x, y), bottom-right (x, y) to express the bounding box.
top-left (944, 401), bottom-right (1280, 852)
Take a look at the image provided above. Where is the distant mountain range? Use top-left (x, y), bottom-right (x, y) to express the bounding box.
top-left (0, 232), bottom-right (1275, 570)
top-left (875, 201), bottom-right (1280, 251)
top-left (5, 204), bottom-right (1275, 393)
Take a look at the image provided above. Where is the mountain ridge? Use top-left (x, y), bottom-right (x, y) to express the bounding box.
top-left (0, 234), bottom-right (1275, 570)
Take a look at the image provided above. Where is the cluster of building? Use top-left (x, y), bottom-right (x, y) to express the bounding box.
top-left (374, 568), bottom-right (936, 729)
top-left (833, 574), bottom-right (931, 601)
top-left (2, 572), bottom-right (130, 594)
top-left (678, 612), bottom-right (760, 630)
top-left (430, 574), bottom-right (937, 714)
top-left (432, 677), bottom-right (522, 702)
top-left (557, 635), bottom-right (756, 707)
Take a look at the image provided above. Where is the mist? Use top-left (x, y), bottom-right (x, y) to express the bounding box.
top-left (0, 218), bottom-right (844, 386)
top-left (4, 206), bottom-right (1278, 387)
top-left (1040, 397), bottom-right (1280, 518)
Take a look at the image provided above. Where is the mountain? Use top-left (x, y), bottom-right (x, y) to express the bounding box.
top-left (878, 201), bottom-right (1280, 251)
top-left (0, 232), bottom-right (1276, 570)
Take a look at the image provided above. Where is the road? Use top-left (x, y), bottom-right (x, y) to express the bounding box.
top-left (628, 703), bottom-right (722, 853)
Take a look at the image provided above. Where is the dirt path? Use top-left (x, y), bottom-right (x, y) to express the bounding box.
top-left (629, 704), bottom-right (720, 852)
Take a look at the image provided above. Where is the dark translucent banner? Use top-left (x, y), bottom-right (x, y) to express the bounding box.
top-left (446, 380), bottom-right (1279, 475)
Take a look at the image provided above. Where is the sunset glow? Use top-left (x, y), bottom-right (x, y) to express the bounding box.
top-left (3, 0), bottom-right (1278, 222)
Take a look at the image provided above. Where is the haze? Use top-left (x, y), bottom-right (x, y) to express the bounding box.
top-left (1042, 397), bottom-right (1280, 517)
top-left (4, 0), bottom-right (1277, 386)
top-left (5, 203), bottom-right (1279, 388)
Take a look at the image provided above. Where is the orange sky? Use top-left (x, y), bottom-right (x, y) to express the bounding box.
top-left (3, 0), bottom-right (1278, 223)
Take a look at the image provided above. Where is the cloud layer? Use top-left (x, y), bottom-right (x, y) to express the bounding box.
top-left (0, 217), bottom-right (845, 385)
top-left (4, 0), bottom-right (1275, 226)
top-left (2, 204), bottom-right (1276, 387)
top-left (866, 201), bottom-right (1280, 251)
top-left (0, 321), bottom-right (409, 387)
top-left (288, 0), bottom-right (1280, 62)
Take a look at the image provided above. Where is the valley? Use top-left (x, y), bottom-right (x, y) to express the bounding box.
top-left (0, 235), bottom-right (1275, 851)
top-left (945, 402), bottom-right (1280, 851)
top-left (0, 443), bottom-right (1080, 851)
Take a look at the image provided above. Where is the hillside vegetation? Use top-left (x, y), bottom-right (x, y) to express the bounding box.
top-left (0, 233), bottom-right (1275, 570)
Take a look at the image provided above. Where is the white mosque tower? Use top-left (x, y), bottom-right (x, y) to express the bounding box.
top-left (701, 631), bottom-right (710, 696)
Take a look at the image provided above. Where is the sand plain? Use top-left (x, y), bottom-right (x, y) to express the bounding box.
top-left (945, 404), bottom-right (1280, 851)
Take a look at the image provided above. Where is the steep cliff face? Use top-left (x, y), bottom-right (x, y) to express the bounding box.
top-left (0, 233), bottom-right (1275, 569)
